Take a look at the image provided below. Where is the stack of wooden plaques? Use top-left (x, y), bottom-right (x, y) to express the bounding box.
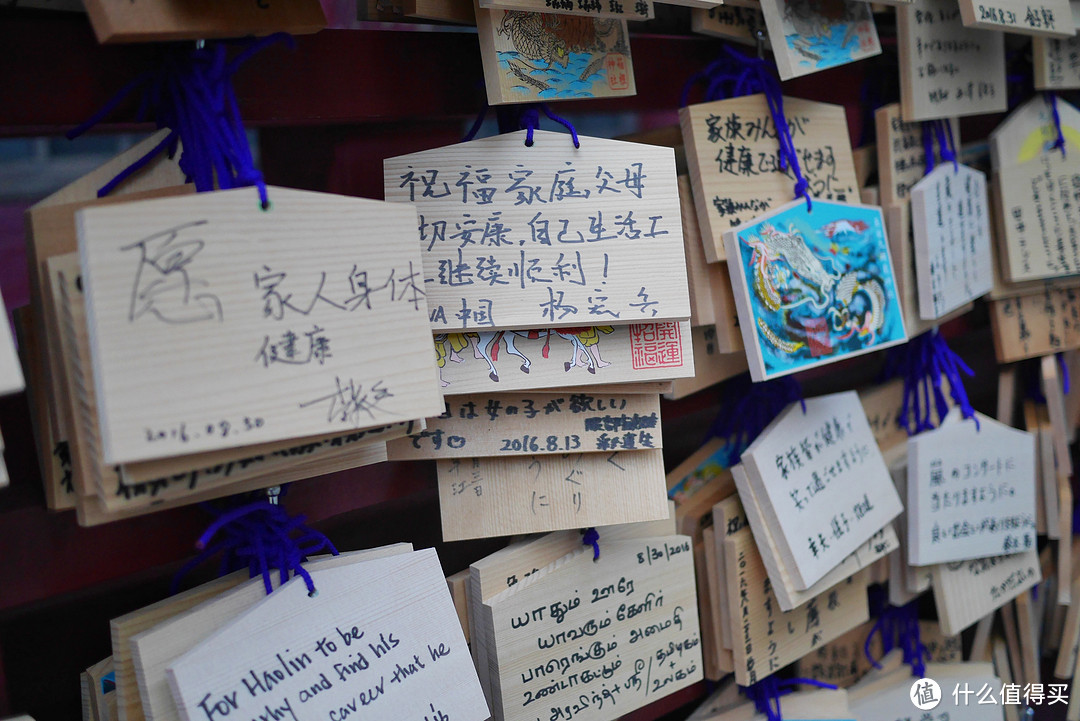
top-left (467, 514), bottom-right (703, 721)
top-left (730, 391), bottom-right (903, 611)
top-left (383, 130), bottom-right (700, 541)
top-left (103, 543), bottom-right (491, 721)
top-left (23, 132), bottom-right (443, 525)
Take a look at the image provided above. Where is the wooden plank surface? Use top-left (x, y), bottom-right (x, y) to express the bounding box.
top-left (681, 95), bottom-right (860, 262)
top-left (436, 449), bottom-right (669, 540)
top-left (897, 0), bottom-right (1008, 121)
top-left (388, 392), bottom-right (660, 460)
top-left (78, 187), bottom-right (442, 465)
top-left (384, 130), bottom-right (687, 330)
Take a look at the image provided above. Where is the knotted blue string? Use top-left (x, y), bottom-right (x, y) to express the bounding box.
top-left (582, 528), bottom-right (600, 561)
top-left (890, 329), bottom-right (977, 435)
top-left (462, 102), bottom-right (580, 148)
top-left (1048, 92), bottom-right (1067, 158)
top-left (934, 120), bottom-right (959, 172)
top-left (922, 122), bottom-right (936, 175)
top-left (67, 34), bottom-right (292, 207)
top-left (708, 374), bottom-right (806, 462)
top-left (864, 592), bottom-right (927, 677)
top-left (681, 46), bottom-right (812, 211)
top-left (744, 676), bottom-right (838, 721)
top-left (922, 120), bottom-right (958, 175)
top-left (171, 487), bottom-right (337, 597)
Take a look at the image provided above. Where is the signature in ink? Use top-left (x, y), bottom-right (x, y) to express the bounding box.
top-left (121, 220), bottom-right (223, 325)
top-left (299, 377), bottom-right (394, 426)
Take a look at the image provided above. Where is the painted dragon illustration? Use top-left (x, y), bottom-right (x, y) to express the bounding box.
top-left (742, 220), bottom-right (888, 358)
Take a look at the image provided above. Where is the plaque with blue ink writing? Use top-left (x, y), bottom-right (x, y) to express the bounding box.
top-left (724, 198), bottom-right (907, 382)
top-left (77, 187), bottom-right (444, 465)
top-left (166, 549), bottom-right (488, 721)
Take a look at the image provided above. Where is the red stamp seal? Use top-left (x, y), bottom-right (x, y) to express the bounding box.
top-left (629, 322), bottom-right (683, 370)
top-left (605, 54), bottom-right (630, 91)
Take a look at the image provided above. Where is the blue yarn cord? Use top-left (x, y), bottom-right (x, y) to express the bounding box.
top-left (707, 374), bottom-right (806, 463)
top-left (582, 528), bottom-right (600, 561)
top-left (892, 330), bottom-right (977, 435)
top-left (681, 46), bottom-right (812, 211)
top-left (67, 34), bottom-right (292, 206)
top-left (464, 102), bottom-right (579, 148)
top-left (744, 676), bottom-right (838, 721)
top-left (1048, 92), bottom-right (1067, 158)
top-left (170, 486), bottom-right (337, 597)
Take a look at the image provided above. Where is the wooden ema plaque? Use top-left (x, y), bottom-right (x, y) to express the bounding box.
top-left (384, 130), bottom-right (689, 330)
top-left (681, 95), bottom-right (860, 262)
top-left (724, 199), bottom-right (907, 381)
top-left (166, 550), bottom-right (488, 721)
top-left (84, 0), bottom-right (325, 43)
top-left (474, 9), bottom-right (636, 105)
top-left (480, 535), bottom-right (702, 721)
top-left (78, 187), bottom-right (443, 465)
top-left (435, 449), bottom-right (669, 540)
top-left (758, 0), bottom-right (880, 81)
top-left (389, 392), bottom-right (661, 460)
top-left (478, 0), bottom-right (655, 22)
top-left (897, 0), bottom-right (1007, 122)
top-left (957, 0), bottom-right (1073, 36)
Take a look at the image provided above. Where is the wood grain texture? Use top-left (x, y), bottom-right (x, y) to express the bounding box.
top-left (733, 462), bottom-right (898, 611)
top-left (690, 6), bottom-right (766, 44)
top-left (957, 0), bottom-right (1073, 36)
top-left (166, 550), bottom-right (484, 721)
top-left (436, 449), bottom-right (668, 540)
top-left (388, 392), bottom-right (660, 460)
top-left (83, 0), bottom-right (325, 43)
top-left (932, 549), bottom-right (1041, 635)
top-left (78, 187), bottom-right (442, 465)
top-left (667, 327), bottom-right (748, 400)
top-left (131, 546), bottom-right (412, 721)
top-left (681, 95), bottom-right (860, 262)
top-left (435, 321), bottom-right (694, 393)
top-left (738, 391), bottom-right (904, 591)
top-left (466, 513), bottom-right (675, 707)
top-left (48, 253), bottom-right (394, 516)
top-left (897, 0), bottom-right (1007, 121)
top-left (1035, 36), bottom-right (1080, 90)
top-left (385, 130), bottom-right (686, 329)
top-left (723, 527), bottom-right (869, 686)
top-left (482, 535), bottom-right (701, 721)
top-left (910, 164), bottom-right (993, 319)
top-left (990, 287), bottom-right (1080, 362)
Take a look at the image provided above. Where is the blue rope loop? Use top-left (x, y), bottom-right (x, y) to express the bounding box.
top-left (864, 592), bottom-right (927, 677)
top-left (744, 676), bottom-right (838, 721)
top-left (171, 485), bottom-right (337, 597)
top-left (1047, 92), bottom-right (1068, 158)
top-left (68, 34), bottom-right (293, 207)
top-left (921, 119), bottom-right (958, 175)
top-left (888, 329), bottom-right (977, 436)
top-left (681, 46), bottom-right (811, 211)
top-left (582, 528), bottom-right (600, 561)
top-left (463, 102), bottom-right (580, 148)
top-left (707, 374), bottom-right (806, 463)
